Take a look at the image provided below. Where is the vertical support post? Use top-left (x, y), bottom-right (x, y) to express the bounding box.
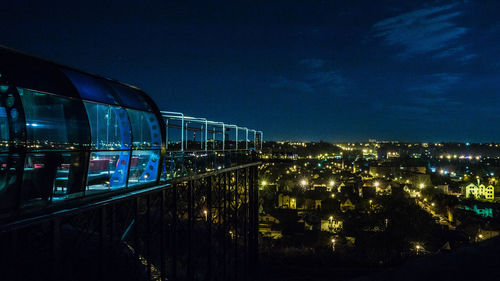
top-left (222, 124), bottom-right (225, 151)
top-left (234, 169), bottom-right (239, 281)
top-left (52, 217), bottom-right (61, 281)
top-left (160, 190), bottom-right (166, 281)
top-left (172, 183), bottom-right (178, 280)
top-left (146, 195), bottom-right (152, 280)
top-left (207, 176), bottom-right (213, 281)
top-left (248, 165), bottom-right (258, 280)
top-left (246, 128), bottom-right (249, 150)
top-left (134, 197), bottom-right (140, 277)
top-left (235, 127), bottom-right (238, 150)
top-left (243, 167), bottom-right (248, 281)
top-left (223, 172), bottom-right (228, 281)
top-left (181, 115), bottom-right (184, 151)
top-left (100, 206), bottom-right (107, 280)
top-left (187, 180), bottom-right (193, 281)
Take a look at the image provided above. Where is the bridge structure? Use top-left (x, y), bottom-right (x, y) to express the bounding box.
top-left (0, 47), bottom-right (262, 281)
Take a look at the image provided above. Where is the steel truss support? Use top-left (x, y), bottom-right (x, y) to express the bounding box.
top-left (0, 163), bottom-right (259, 281)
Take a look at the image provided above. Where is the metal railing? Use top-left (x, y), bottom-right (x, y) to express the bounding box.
top-left (161, 111), bottom-right (263, 152)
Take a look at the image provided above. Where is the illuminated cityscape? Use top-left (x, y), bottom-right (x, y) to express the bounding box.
top-left (2, 1), bottom-right (500, 281)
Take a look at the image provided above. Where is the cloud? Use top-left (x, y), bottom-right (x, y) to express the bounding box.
top-left (374, 72), bottom-right (463, 120)
top-left (270, 76), bottom-right (314, 93)
top-left (372, 3), bottom-right (470, 59)
top-left (271, 60), bottom-right (347, 96)
top-left (298, 58), bottom-right (325, 69)
top-left (408, 72), bottom-right (461, 95)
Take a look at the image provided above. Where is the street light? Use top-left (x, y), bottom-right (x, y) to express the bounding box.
top-left (261, 180), bottom-right (267, 186)
top-left (329, 180), bottom-right (335, 186)
top-left (374, 181), bottom-right (380, 187)
top-left (419, 183), bottom-right (425, 189)
top-left (300, 179), bottom-right (307, 187)
top-left (331, 238), bottom-right (336, 251)
top-left (415, 244), bottom-right (422, 255)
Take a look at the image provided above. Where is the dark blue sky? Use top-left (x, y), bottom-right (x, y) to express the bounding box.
top-left (1, 0), bottom-right (499, 142)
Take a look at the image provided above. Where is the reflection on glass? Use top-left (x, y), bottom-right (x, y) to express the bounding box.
top-left (19, 89), bottom-right (89, 150)
top-left (0, 107), bottom-right (9, 151)
top-left (207, 125), bottom-right (224, 151)
top-left (127, 109), bottom-right (161, 149)
top-left (86, 151), bottom-right (129, 194)
top-left (22, 152), bottom-right (86, 204)
top-left (0, 153), bottom-right (22, 211)
top-left (84, 102), bottom-right (131, 150)
top-left (62, 69), bottom-right (121, 105)
top-left (107, 82), bottom-right (152, 111)
top-left (128, 150), bottom-right (159, 186)
top-left (185, 122), bottom-right (205, 151)
top-left (166, 118), bottom-right (183, 151)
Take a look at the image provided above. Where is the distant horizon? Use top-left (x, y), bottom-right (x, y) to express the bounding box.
top-left (266, 139), bottom-right (499, 144)
top-left (1, 1), bottom-right (499, 141)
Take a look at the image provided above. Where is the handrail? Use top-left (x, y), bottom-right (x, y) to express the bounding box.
top-left (161, 110), bottom-right (261, 152)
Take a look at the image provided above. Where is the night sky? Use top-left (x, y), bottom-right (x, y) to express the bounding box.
top-left (1, 0), bottom-right (499, 142)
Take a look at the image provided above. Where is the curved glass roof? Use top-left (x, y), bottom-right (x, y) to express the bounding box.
top-left (0, 48), bottom-right (80, 99)
top-left (62, 69), bottom-right (121, 105)
top-left (0, 47), bottom-right (158, 112)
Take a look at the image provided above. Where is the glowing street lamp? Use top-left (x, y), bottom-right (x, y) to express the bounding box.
top-left (300, 179), bottom-right (307, 187)
top-left (374, 181), bottom-right (380, 187)
top-left (329, 180), bottom-right (335, 187)
top-left (203, 209), bottom-right (208, 221)
top-left (415, 244), bottom-right (422, 255)
top-left (419, 183), bottom-right (425, 189)
top-left (331, 238), bottom-right (336, 251)
top-left (261, 180), bottom-right (267, 186)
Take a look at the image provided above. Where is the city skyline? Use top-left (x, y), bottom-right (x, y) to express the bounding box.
top-left (1, 0), bottom-right (499, 142)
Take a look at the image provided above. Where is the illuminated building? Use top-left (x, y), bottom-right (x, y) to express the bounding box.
top-left (464, 183), bottom-right (495, 200)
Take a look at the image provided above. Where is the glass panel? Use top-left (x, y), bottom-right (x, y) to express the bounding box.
top-left (84, 102), bottom-right (131, 150)
top-left (248, 131), bottom-right (255, 149)
top-left (128, 150), bottom-right (159, 186)
top-left (166, 118), bottom-right (183, 151)
top-left (237, 128), bottom-right (247, 149)
top-left (185, 121), bottom-right (205, 151)
top-left (225, 127), bottom-right (237, 150)
top-left (207, 124), bottom-right (224, 151)
top-left (22, 152), bottom-right (87, 205)
top-left (127, 109), bottom-right (161, 149)
top-left (0, 153), bottom-right (23, 211)
top-left (107, 82), bottom-right (152, 111)
top-left (62, 69), bottom-right (121, 105)
top-left (0, 106), bottom-right (9, 150)
top-left (0, 84), bottom-right (25, 150)
top-left (19, 89), bottom-right (90, 150)
top-left (86, 151), bottom-right (129, 194)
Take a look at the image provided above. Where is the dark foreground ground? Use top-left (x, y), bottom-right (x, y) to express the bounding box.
top-left (259, 236), bottom-right (500, 281)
